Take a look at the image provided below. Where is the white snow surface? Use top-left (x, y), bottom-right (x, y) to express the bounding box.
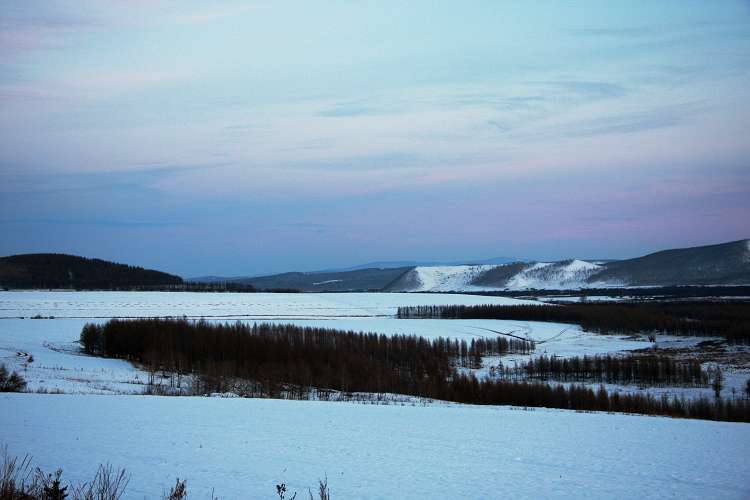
top-left (400, 260), bottom-right (616, 291)
top-left (503, 260), bottom-right (604, 290)
top-left (411, 265), bottom-right (497, 291)
top-left (0, 290), bottom-right (535, 319)
top-left (311, 279), bottom-right (343, 286)
top-left (2, 393), bottom-right (749, 500)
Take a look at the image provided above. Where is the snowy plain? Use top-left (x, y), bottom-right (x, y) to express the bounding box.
top-left (2, 393), bottom-right (749, 499)
top-left (1, 291), bottom-right (749, 499)
top-left (0, 291), bottom-right (706, 395)
top-left (0, 290), bottom-right (537, 319)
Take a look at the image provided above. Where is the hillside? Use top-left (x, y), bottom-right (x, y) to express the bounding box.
top-left (198, 239), bottom-right (750, 292)
top-left (0, 253), bottom-right (182, 289)
top-left (385, 239), bottom-right (750, 291)
top-left (235, 266), bottom-right (412, 292)
top-left (587, 239), bottom-right (750, 286)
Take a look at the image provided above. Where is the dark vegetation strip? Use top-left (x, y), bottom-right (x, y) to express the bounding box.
top-left (492, 354), bottom-right (708, 386)
top-left (80, 319), bottom-right (750, 422)
top-left (439, 285), bottom-right (750, 299)
top-left (81, 319), bottom-right (533, 394)
top-left (396, 302), bottom-right (750, 343)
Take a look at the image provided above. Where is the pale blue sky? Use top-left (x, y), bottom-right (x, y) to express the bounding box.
top-left (1, 1), bottom-right (749, 276)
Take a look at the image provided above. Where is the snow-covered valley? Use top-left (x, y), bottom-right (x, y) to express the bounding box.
top-left (1, 291), bottom-right (749, 499)
top-left (0, 291), bottom-right (714, 396)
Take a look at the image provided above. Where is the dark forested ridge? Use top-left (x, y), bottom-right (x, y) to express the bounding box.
top-left (234, 267), bottom-right (414, 292)
top-left (587, 239), bottom-right (750, 286)
top-left (0, 253), bottom-right (183, 290)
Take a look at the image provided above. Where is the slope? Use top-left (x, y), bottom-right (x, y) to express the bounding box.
top-left (588, 239), bottom-right (750, 286)
top-left (0, 254), bottom-right (182, 289)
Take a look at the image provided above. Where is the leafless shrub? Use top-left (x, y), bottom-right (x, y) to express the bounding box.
top-left (162, 479), bottom-right (187, 500)
top-left (312, 476), bottom-right (330, 500)
top-left (70, 464), bottom-right (129, 500)
top-left (1, 446), bottom-right (37, 499)
top-left (3, 447), bottom-right (329, 499)
top-left (0, 364), bottom-right (27, 392)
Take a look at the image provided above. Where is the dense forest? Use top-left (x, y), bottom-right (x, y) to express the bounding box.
top-left (492, 354), bottom-right (707, 386)
top-left (0, 254), bottom-right (182, 289)
top-left (81, 319), bottom-right (534, 396)
top-left (80, 319), bottom-right (750, 421)
top-left (396, 302), bottom-right (750, 343)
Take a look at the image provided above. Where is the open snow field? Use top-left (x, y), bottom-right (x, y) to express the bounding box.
top-left (1, 292), bottom-right (748, 499)
top-left (2, 393), bottom-right (749, 499)
top-left (0, 291), bottom-right (537, 319)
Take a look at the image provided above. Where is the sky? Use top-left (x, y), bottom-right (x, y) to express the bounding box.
top-left (1, 1), bottom-right (749, 277)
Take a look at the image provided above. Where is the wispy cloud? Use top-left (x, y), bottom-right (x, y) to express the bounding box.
top-left (0, 217), bottom-right (187, 228)
top-left (566, 27), bottom-right (653, 38)
top-left (561, 101), bottom-right (705, 139)
top-left (316, 99), bottom-right (381, 117)
top-left (0, 163), bottom-right (223, 195)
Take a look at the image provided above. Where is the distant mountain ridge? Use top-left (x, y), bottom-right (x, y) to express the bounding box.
top-left (0, 254), bottom-right (182, 290)
top-left (231, 267), bottom-right (412, 292)
top-left (316, 256), bottom-right (525, 273)
top-left (230, 239), bottom-right (750, 292)
top-left (4, 239), bottom-right (748, 292)
top-left (587, 239), bottom-right (750, 286)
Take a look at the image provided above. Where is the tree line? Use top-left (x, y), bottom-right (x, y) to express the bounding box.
top-left (491, 354), bottom-right (707, 386)
top-left (396, 302), bottom-right (750, 343)
top-left (441, 285), bottom-right (750, 299)
top-left (80, 319), bottom-right (750, 422)
top-left (81, 319), bottom-right (534, 396)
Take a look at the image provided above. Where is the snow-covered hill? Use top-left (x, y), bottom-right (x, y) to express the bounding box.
top-left (409, 265), bottom-right (497, 292)
top-left (503, 260), bottom-right (605, 290)
top-left (389, 259), bottom-right (611, 292)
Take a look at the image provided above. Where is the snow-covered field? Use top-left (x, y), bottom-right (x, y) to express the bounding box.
top-left (1, 291), bottom-right (710, 395)
top-left (2, 393), bottom-right (750, 500)
top-left (0, 290), bottom-right (536, 319)
top-left (0, 291), bottom-right (536, 394)
top-left (1, 291), bottom-right (748, 499)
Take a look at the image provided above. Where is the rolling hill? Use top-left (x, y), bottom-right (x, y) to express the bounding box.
top-left (4, 239), bottom-right (748, 292)
top-left (586, 239), bottom-right (750, 286)
top-left (229, 239), bottom-right (750, 292)
top-left (0, 254), bottom-right (183, 290)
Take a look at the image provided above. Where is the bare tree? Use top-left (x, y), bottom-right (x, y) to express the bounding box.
top-left (712, 367), bottom-right (724, 399)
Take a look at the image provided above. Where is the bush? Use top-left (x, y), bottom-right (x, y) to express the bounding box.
top-left (0, 364), bottom-right (27, 392)
top-left (1, 447), bottom-right (329, 499)
top-left (1, 447), bottom-right (127, 500)
top-left (163, 479), bottom-right (187, 500)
